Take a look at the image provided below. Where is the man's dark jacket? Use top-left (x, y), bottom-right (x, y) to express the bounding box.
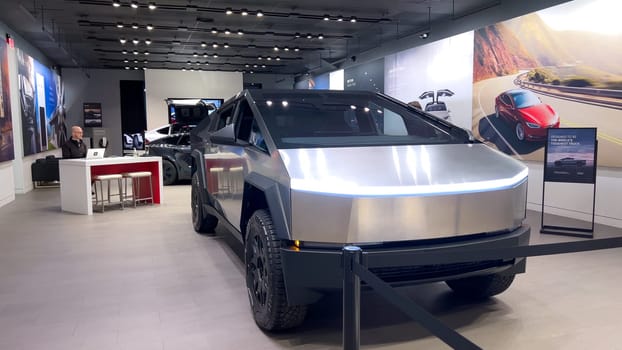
top-left (62, 139), bottom-right (87, 159)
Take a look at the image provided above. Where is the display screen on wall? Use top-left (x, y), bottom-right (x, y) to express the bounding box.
top-left (544, 128), bottom-right (597, 184)
top-left (17, 49), bottom-right (67, 156)
top-left (384, 32), bottom-right (474, 130)
top-left (344, 58), bottom-right (384, 93)
top-left (83, 102), bottom-right (102, 127)
top-left (122, 132), bottom-right (145, 151)
top-left (0, 39), bottom-right (14, 162)
top-left (471, 0), bottom-right (622, 168)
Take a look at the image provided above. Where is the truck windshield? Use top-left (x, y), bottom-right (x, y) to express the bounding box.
top-left (253, 92), bottom-right (468, 149)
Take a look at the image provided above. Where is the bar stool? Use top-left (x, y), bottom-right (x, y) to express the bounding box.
top-left (122, 171), bottom-right (154, 207)
top-left (92, 174), bottom-right (124, 213)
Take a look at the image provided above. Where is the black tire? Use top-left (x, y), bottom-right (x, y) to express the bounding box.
top-left (515, 123), bottom-right (525, 141)
top-left (162, 159), bottom-right (177, 185)
top-left (191, 173), bottom-right (218, 233)
top-left (245, 209), bottom-right (307, 330)
top-left (446, 273), bottom-right (516, 299)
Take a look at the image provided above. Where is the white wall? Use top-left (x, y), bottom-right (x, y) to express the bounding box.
top-left (144, 69), bottom-right (243, 130)
top-left (63, 68), bottom-right (145, 156)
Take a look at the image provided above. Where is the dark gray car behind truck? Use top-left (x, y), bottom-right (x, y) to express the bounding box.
top-left (190, 89), bottom-right (530, 331)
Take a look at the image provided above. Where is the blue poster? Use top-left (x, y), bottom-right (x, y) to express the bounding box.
top-left (544, 128), bottom-right (597, 184)
top-left (18, 49), bottom-right (66, 155)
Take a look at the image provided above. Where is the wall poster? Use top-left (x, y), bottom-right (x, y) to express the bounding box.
top-left (83, 102), bottom-right (102, 127)
top-left (544, 127), bottom-right (597, 184)
top-left (17, 49), bottom-right (67, 156)
top-left (0, 39), bottom-right (14, 162)
top-left (472, 0), bottom-right (622, 168)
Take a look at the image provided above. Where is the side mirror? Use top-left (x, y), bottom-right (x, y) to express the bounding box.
top-left (209, 124), bottom-right (236, 145)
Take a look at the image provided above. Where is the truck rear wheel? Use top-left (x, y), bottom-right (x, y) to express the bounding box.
top-left (446, 273), bottom-right (515, 299)
top-left (245, 209), bottom-right (307, 330)
top-left (191, 173), bottom-right (218, 233)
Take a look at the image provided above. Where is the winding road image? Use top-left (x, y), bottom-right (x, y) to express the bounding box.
top-left (473, 74), bottom-right (622, 167)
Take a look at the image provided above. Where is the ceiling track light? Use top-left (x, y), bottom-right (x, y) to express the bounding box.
top-left (237, 30), bottom-right (243, 35)
top-left (224, 29), bottom-right (230, 35)
top-left (224, 43), bottom-right (229, 48)
top-left (294, 47), bottom-right (300, 52)
top-left (130, 1), bottom-right (138, 9)
top-left (295, 33), bottom-right (301, 38)
top-left (148, 2), bottom-right (156, 10)
top-left (112, 0), bottom-right (121, 7)
top-left (225, 8), bottom-right (233, 15)
top-left (350, 17), bottom-right (357, 23)
top-left (318, 34), bottom-right (324, 39)
top-left (337, 16), bottom-right (343, 21)
top-left (146, 24), bottom-right (154, 30)
top-left (323, 15), bottom-right (330, 21)
top-left (116, 22), bottom-right (124, 28)
top-left (211, 28), bottom-right (218, 34)
top-left (241, 9), bottom-right (248, 16)
top-left (256, 10), bottom-right (264, 17)
top-left (132, 23), bottom-right (139, 29)
top-left (306, 34), bottom-right (312, 39)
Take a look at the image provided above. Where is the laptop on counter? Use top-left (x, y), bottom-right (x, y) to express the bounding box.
top-left (86, 148), bottom-right (106, 159)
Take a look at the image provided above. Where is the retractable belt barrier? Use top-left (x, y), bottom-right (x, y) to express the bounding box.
top-left (342, 236), bottom-right (622, 350)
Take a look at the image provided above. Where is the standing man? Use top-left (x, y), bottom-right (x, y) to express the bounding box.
top-left (62, 126), bottom-right (88, 158)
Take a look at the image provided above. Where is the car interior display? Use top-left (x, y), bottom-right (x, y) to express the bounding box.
top-left (189, 89), bottom-right (530, 331)
top-left (145, 132), bottom-right (192, 185)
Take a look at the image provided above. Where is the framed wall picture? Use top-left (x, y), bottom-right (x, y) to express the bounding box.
top-left (83, 102), bottom-right (102, 127)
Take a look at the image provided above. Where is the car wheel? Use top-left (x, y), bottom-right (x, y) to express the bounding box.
top-left (191, 173), bottom-right (218, 233)
top-left (245, 209), bottom-right (307, 330)
top-left (162, 159), bottom-right (177, 185)
top-left (515, 123), bottom-right (525, 141)
top-left (446, 273), bottom-right (515, 299)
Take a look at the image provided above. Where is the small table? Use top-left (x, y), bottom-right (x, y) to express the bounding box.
top-left (59, 157), bottom-right (163, 215)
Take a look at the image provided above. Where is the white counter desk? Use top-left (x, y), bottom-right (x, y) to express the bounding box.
top-left (59, 157), bottom-right (163, 215)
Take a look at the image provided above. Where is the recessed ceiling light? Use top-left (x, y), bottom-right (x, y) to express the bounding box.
top-left (125, 66), bottom-right (130, 69)
top-left (211, 28), bottom-right (218, 34)
top-left (193, 53), bottom-right (198, 57)
top-left (213, 54), bottom-right (218, 58)
top-left (245, 64), bottom-right (250, 68)
top-left (350, 17), bottom-right (357, 23)
top-left (134, 66), bottom-right (139, 70)
top-left (224, 29), bottom-right (230, 35)
top-left (112, 0), bottom-right (121, 7)
top-left (258, 56), bottom-right (262, 60)
top-left (284, 47), bottom-right (289, 51)
top-left (120, 38), bottom-right (127, 44)
top-left (212, 43), bottom-right (218, 48)
top-left (124, 59), bottom-right (129, 63)
top-left (146, 24), bottom-right (154, 31)
top-left (295, 33), bottom-right (301, 38)
top-left (337, 16), bottom-right (343, 21)
top-left (182, 68), bottom-right (186, 71)
top-left (133, 50), bottom-right (138, 55)
top-left (250, 71), bottom-right (254, 74)
top-left (241, 9), bottom-right (248, 16)
top-left (261, 64), bottom-right (266, 68)
top-left (132, 23), bottom-right (139, 29)
top-left (172, 40), bottom-right (180, 45)
top-left (306, 34), bottom-right (312, 39)
top-left (203, 54), bottom-right (208, 58)
top-left (267, 57), bottom-right (272, 61)
top-left (145, 39), bottom-right (152, 45)
top-left (223, 43), bottom-right (229, 48)
top-left (323, 15), bottom-right (330, 21)
top-left (187, 61), bottom-right (191, 65)
top-left (237, 30), bottom-right (243, 35)
top-left (122, 50), bottom-right (128, 54)
top-left (130, 1), bottom-right (138, 9)
top-left (144, 60), bottom-right (148, 63)
top-left (132, 38), bottom-right (139, 44)
top-left (273, 46), bottom-right (279, 51)
top-left (196, 62), bottom-right (200, 65)
top-left (318, 34), bottom-right (324, 39)
top-left (148, 2), bottom-right (156, 10)
top-left (257, 10), bottom-right (264, 17)
top-left (204, 62), bottom-right (209, 65)
top-left (133, 59), bottom-right (138, 63)
top-left (275, 56), bottom-right (280, 61)
top-left (253, 64), bottom-right (258, 68)
top-left (294, 47), bottom-right (300, 52)
top-left (225, 8), bottom-right (233, 15)
top-left (201, 42), bottom-right (207, 47)
top-left (116, 22), bottom-right (124, 28)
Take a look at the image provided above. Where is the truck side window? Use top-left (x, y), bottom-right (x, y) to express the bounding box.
top-left (216, 106), bottom-right (234, 130)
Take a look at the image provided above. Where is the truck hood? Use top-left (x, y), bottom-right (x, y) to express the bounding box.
top-left (278, 143), bottom-right (527, 197)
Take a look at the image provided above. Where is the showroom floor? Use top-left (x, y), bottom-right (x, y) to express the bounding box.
top-left (0, 185), bottom-right (621, 350)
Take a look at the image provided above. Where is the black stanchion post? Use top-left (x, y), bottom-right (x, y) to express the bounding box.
top-left (343, 245), bottom-right (362, 350)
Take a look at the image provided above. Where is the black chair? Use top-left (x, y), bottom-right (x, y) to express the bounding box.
top-left (31, 155), bottom-right (60, 188)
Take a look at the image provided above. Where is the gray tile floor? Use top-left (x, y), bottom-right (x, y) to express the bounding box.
top-left (0, 185), bottom-right (621, 349)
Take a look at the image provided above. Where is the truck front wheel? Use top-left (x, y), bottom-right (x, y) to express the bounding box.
top-left (245, 209), bottom-right (307, 330)
top-left (446, 273), bottom-right (515, 299)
